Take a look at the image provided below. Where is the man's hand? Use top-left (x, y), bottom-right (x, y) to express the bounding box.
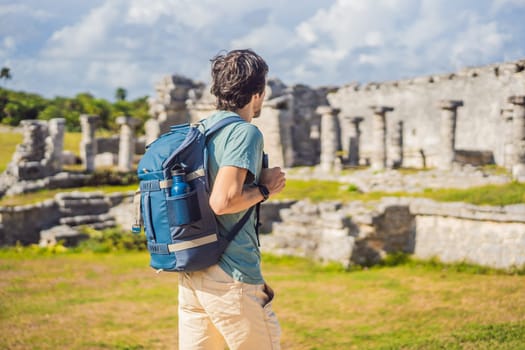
top-left (259, 167), bottom-right (286, 196)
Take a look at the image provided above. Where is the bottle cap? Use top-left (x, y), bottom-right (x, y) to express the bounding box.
top-left (171, 168), bottom-right (185, 176)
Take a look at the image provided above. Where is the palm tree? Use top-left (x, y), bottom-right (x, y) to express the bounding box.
top-left (115, 87), bottom-right (127, 101)
top-left (0, 67), bottom-right (12, 85)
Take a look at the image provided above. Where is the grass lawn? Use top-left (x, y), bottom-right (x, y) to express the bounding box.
top-left (0, 250), bottom-right (524, 349)
top-left (0, 185), bottom-right (137, 206)
top-left (272, 179), bottom-right (525, 206)
top-left (0, 130), bottom-right (22, 173)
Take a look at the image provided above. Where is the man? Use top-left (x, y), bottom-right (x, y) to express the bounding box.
top-left (177, 49), bottom-right (286, 349)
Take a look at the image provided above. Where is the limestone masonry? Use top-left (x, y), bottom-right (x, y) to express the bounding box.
top-left (147, 58), bottom-right (525, 180)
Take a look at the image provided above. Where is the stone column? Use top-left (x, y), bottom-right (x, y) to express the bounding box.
top-left (117, 116), bottom-right (140, 172)
top-left (438, 100), bottom-right (463, 170)
top-left (48, 118), bottom-right (66, 172)
top-left (18, 120), bottom-right (47, 162)
top-left (144, 118), bottom-right (161, 146)
top-left (12, 120), bottom-right (48, 180)
top-left (369, 106), bottom-right (394, 170)
top-left (348, 116), bottom-right (363, 166)
top-left (317, 106), bottom-right (341, 172)
top-left (508, 96), bottom-right (525, 180)
top-left (80, 115), bottom-right (99, 173)
top-left (255, 94), bottom-right (293, 168)
top-left (500, 106), bottom-right (514, 170)
top-left (389, 120), bottom-right (404, 169)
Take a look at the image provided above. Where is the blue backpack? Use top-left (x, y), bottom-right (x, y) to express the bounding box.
top-left (133, 114), bottom-right (254, 272)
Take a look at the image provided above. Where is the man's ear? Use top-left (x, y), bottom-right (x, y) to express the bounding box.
top-left (251, 93), bottom-right (260, 104)
top-left (253, 91), bottom-right (265, 102)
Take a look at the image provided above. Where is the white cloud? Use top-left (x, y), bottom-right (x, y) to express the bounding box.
top-left (283, 0), bottom-right (525, 84)
top-left (230, 24), bottom-right (297, 54)
top-left (358, 54), bottom-right (382, 65)
top-left (3, 36), bottom-right (15, 50)
top-left (2, 0), bottom-right (525, 99)
top-left (491, 0), bottom-right (525, 12)
top-left (126, 0), bottom-right (173, 25)
top-left (364, 32), bottom-right (384, 47)
top-left (0, 36), bottom-right (16, 62)
top-left (44, 2), bottom-right (120, 57)
top-left (0, 3), bottom-right (53, 19)
top-left (451, 20), bottom-right (509, 68)
top-left (85, 61), bottom-right (144, 88)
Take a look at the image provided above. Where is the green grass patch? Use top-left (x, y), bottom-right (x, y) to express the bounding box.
top-left (421, 181), bottom-right (525, 206)
top-left (274, 179), bottom-right (525, 205)
top-left (0, 184), bottom-right (137, 206)
top-left (2, 178), bottom-right (523, 207)
top-left (1, 250), bottom-right (523, 349)
top-left (0, 129), bottom-right (22, 172)
top-left (63, 131), bottom-right (82, 156)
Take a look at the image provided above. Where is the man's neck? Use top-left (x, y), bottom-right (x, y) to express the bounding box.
top-left (235, 104), bottom-right (253, 123)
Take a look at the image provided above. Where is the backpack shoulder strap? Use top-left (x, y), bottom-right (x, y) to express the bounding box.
top-left (204, 115), bottom-right (245, 138)
top-left (224, 206), bottom-right (255, 242)
top-left (203, 114), bottom-right (254, 243)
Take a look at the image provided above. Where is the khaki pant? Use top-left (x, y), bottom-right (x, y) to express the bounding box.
top-left (178, 264), bottom-right (281, 350)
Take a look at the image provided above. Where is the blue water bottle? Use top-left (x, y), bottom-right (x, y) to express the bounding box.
top-left (171, 169), bottom-right (191, 225)
top-left (171, 169), bottom-right (190, 196)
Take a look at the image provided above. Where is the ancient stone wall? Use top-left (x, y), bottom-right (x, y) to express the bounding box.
top-left (0, 190), bottom-right (291, 247)
top-left (1, 189), bottom-right (523, 270)
top-left (0, 191), bottom-right (133, 246)
top-left (0, 200), bottom-right (60, 245)
top-left (327, 60), bottom-right (525, 169)
top-left (148, 75), bottom-right (205, 136)
top-left (147, 59), bottom-right (525, 174)
top-left (410, 199), bottom-right (525, 269)
top-left (147, 76), bottom-right (328, 168)
top-left (251, 81), bottom-right (329, 168)
top-left (261, 198), bottom-right (525, 270)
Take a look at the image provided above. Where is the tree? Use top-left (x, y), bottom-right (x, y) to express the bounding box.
top-left (0, 67), bottom-right (12, 85)
top-left (115, 87), bottom-right (127, 101)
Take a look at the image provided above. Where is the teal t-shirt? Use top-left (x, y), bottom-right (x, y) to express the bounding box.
top-left (203, 111), bottom-right (264, 285)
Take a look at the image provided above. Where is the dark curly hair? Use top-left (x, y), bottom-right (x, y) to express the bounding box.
top-left (210, 49), bottom-right (268, 111)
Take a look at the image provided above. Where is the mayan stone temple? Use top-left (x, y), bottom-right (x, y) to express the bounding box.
top-left (147, 59), bottom-right (525, 180)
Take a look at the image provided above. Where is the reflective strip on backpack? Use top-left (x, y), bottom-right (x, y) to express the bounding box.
top-left (159, 180), bottom-right (171, 188)
top-left (167, 233), bottom-right (218, 252)
top-left (186, 168), bottom-right (205, 182)
top-left (133, 188), bottom-right (142, 229)
top-left (140, 179), bottom-right (172, 191)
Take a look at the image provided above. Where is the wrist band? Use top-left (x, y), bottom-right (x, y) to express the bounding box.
top-left (256, 184), bottom-right (270, 202)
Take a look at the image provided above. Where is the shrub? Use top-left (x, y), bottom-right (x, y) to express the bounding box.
top-left (77, 227), bottom-right (147, 253)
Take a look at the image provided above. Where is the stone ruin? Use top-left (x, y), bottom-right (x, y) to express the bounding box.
top-left (2, 58), bottom-right (523, 190)
top-left (0, 111), bottom-right (148, 198)
top-left (260, 197), bottom-right (525, 270)
top-left (5, 118), bottom-right (65, 180)
top-left (0, 118), bottom-right (86, 197)
top-left (145, 75), bottom-right (205, 144)
top-left (146, 59), bottom-right (525, 181)
top-left (139, 59), bottom-right (525, 270)
top-left (1, 58), bottom-right (524, 270)
top-left (327, 60), bottom-right (525, 180)
top-left (79, 114), bottom-right (143, 173)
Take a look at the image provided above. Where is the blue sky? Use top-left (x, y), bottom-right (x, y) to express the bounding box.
top-left (1, 0), bottom-right (525, 101)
